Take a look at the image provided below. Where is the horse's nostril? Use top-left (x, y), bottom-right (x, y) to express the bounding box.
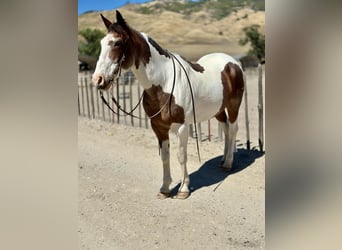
top-left (97, 76), bottom-right (103, 85)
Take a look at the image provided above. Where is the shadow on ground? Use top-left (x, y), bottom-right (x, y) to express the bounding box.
top-left (171, 149), bottom-right (264, 197)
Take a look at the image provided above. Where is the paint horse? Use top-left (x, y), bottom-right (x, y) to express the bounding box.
top-left (92, 11), bottom-right (244, 199)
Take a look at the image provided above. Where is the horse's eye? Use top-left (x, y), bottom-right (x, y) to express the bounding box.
top-left (114, 40), bottom-right (122, 48)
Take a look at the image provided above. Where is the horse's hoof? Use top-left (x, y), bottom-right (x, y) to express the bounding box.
top-left (176, 191), bottom-right (190, 199)
top-left (221, 166), bottom-right (232, 172)
top-left (157, 192), bottom-right (170, 199)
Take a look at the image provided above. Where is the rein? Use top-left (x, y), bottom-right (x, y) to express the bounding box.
top-left (99, 50), bottom-right (201, 162)
top-left (99, 90), bottom-right (143, 119)
top-left (169, 53), bottom-right (201, 162)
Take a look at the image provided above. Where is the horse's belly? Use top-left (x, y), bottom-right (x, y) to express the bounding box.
top-left (193, 99), bottom-right (223, 122)
top-left (184, 83), bottom-right (224, 123)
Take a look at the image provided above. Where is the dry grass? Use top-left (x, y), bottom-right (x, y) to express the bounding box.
top-left (78, 7), bottom-right (264, 60)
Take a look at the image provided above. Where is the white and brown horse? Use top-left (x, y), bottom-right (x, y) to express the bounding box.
top-left (92, 11), bottom-right (244, 199)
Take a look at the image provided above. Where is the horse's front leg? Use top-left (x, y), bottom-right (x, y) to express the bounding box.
top-left (151, 120), bottom-right (172, 199)
top-left (176, 124), bottom-right (190, 199)
top-left (158, 139), bottom-right (172, 199)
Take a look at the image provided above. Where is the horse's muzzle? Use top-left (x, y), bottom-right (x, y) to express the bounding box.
top-left (92, 73), bottom-right (114, 91)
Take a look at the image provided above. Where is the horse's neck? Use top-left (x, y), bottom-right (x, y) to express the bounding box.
top-left (130, 33), bottom-right (173, 91)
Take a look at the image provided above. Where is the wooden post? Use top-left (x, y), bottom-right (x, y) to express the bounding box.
top-left (122, 77), bottom-right (127, 125)
top-left (84, 77), bottom-right (91, 119)
top-left (111, 87), bottom-right (115, 123)
top-left (106, 91), bottom-right (111, 122)
top-left (116, 79), bottom-right (120, 124)
top-left (129, 75), bottom-right (134, 126)
top-left (258, 64), bottom-right (264, 152)
top-left (243, 73), bottom-right (251, 149)
top-left (95, 86), bottom-right (100, 119)
top-left (89, 81), bottom-right (95, 119)
top-left (101, 92), bottom-right (106, 122)
top-left (138, 84), bottom-right (142, 128)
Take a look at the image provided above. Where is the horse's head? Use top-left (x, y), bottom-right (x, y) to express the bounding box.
top-left (92, 11), bottom-right (131, 90)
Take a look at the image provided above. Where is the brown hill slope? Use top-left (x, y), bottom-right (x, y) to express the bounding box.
top-left (78, 6), bottom-right (264, 61)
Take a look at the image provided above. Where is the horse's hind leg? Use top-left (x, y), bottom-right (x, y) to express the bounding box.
top-left (216, 111), bottom-right (238, 171)
top-left (225, 120), bottom-right (238, 170)
top-left (218, 62), bottom-right (244, 171)
top-left (216, 111), bottom-right (229, 166)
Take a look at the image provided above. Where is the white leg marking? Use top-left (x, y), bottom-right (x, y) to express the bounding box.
top-left (160, 140), bottom-right (172, 195)
top-left (176, 124), bottom-right (190, 198)
top-left (219, 121), bottom-right (229, 164)
top-left (222, 120), bottom-right (238, 170)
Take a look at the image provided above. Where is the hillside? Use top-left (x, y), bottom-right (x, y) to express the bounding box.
top-left (78, 0), bottom-right (265, 60)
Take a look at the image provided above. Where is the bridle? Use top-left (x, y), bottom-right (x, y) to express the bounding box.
top-left (99, 42), bottom-right (143, 119)
top-left (99, 48), bottom-right (201, 162)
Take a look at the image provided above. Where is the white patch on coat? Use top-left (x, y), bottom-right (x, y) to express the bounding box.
top-left (93, 34), bottom-right (121, 82)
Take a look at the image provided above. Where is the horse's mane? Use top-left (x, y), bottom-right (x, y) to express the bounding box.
top-left (147, 36), bottom-right (204, 73)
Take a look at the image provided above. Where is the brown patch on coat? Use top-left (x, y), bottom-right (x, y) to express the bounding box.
top-left (216, 62), bottom-right (244, 123)
top-left (107, 23), bottom-right (151, 70)
top-left (143, 85), bottom-right (185, 143)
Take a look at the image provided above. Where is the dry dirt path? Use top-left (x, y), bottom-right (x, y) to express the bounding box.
top-left (79, 117), bottom-right (264, 249)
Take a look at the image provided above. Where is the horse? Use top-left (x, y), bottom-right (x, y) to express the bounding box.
top-left (92, 11), bottom-right (244, 199)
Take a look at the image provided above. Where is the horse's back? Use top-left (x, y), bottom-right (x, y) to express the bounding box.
top-left (197, 53), bottom-right (241, 72)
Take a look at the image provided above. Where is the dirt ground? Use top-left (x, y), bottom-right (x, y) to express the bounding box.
top-left (79, 109), bottom-right (265, 249)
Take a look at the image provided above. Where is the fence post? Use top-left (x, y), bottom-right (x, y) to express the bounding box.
top-left (138, 84), bottom-right (142, 128)
top-left (84, 77), bottom-right (91, 119)
top-left (95, 86), bottom-right (100, 119)
top-left (243, 73), bottom-right (251, 149)
top-left (101, 91), bottom-right (106, 122)
top-left (106, 91), bottom-right (111, 122)
top-left (110, 87), bottom-right (114, 123)
top-left (89, 80), bottom-right (95, 119)
top-left (122, 77), bottom-right (127, 125)
top-left (116, 79), bottom-right (120, 123)
top-left (129, 76), bottom-right (134, 126)
top-left (258, 64), bottom-right (264, 152)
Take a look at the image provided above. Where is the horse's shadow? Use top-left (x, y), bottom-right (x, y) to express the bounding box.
top-left (170, 149), bottom-right (264, 197)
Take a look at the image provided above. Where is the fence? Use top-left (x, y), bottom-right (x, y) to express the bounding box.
top-left (78, 66), bottom-right (264, 151)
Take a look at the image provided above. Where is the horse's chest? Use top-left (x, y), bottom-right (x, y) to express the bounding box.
top-left (143, 85), bottom-right (185, 124)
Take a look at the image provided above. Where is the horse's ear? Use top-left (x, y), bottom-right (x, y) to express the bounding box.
top-left (100, 14), bottom-right (112, 30)
top-left (116, 10), bottom-right (127, 29)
